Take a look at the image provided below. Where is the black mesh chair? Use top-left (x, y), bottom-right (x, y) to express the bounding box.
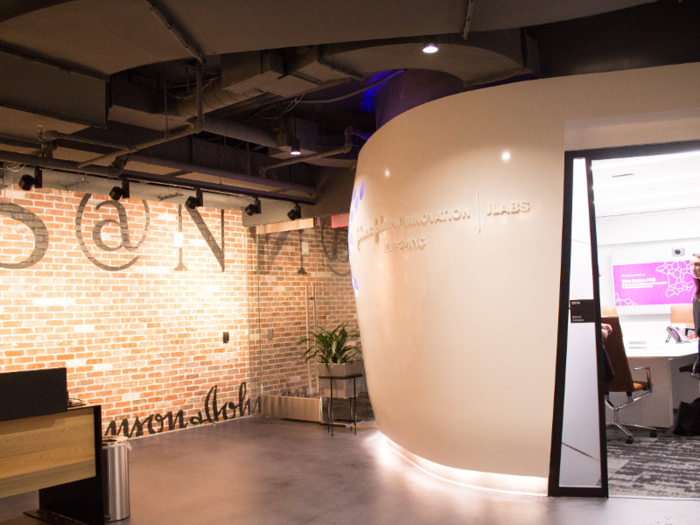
top-left (602, 316), bottom-right (658, 444)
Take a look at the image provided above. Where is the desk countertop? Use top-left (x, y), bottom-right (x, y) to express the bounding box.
top-left (625, 339), bottom-right (698, 358)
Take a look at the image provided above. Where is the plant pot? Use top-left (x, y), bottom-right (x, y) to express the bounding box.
top-left (315, 361), bottom-right (366, 399)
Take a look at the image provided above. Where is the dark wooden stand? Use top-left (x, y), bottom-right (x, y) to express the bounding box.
top-left (318, 373), bottom-right (362, 436)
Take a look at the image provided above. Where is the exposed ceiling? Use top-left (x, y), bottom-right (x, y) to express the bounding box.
top-left (0, 0), bottom-right (698, 219)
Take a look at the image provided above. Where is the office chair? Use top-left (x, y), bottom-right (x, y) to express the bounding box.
top-left (670, 304), bottom-right (694, 328)
top-left (679, 357), bottom-right (700, 380)
top-left (602, 316), bottom-right (657, 444)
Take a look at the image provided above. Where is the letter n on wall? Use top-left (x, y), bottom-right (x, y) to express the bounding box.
top-left (186, 208), bottom-right (225, 271)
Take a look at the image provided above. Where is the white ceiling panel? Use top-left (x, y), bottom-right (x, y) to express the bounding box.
top-left (165, 0), bottom-right (273, 54)
top-left (0, 0), bottom-right (190, 74)
top-left (169, 0), bottom-right (467, 55)
top-left (248, 1), bottom-right (330, 50)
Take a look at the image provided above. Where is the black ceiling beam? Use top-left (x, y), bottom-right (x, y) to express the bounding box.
top-left (122, 170), bottom-right (316, 204)
top-left (527, 0), bottom-right (700, 78)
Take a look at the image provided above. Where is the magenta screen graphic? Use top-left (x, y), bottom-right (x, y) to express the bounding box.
top-left (613, 260), bottom-right (694, 306)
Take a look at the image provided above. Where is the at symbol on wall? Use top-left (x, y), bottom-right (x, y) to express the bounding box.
top-left (75, 194), bottom-right (150, 271)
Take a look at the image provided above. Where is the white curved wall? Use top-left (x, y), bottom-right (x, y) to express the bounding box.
top-left (350, 62), bottom-right (700, 487)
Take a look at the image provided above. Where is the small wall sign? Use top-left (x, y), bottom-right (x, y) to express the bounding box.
top-left (570, 300), bottom-right (595, 323)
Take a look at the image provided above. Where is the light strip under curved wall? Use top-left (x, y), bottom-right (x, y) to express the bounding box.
top-left (386, 436), bottom-right (548, 495)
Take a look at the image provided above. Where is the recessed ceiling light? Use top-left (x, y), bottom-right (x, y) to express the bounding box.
top-left (501, 151), bottom-right (511, 162)
top-left (290, 138), bottom-right (301, 156)
top-left (422, 38), bottom-right (438, 54)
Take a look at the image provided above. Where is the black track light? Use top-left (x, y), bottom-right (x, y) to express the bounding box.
top-left (109, 179), bottom-right (130, 201)
top-left (185, 188), bottom-right (203, 210)
top-left (245, 198), bottom-right (261, 216)
top-left (287, 203), bottom-right (301, 221)
top-left (18, 168), bottom-right (42, 191)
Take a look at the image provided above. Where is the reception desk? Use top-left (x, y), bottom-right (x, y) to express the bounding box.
top-left (606, 342), bottom-right (700, 429)
top-left (0, 405), bottom-right (104, 525)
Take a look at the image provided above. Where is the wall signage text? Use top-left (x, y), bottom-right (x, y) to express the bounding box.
top-left (105, 382), bottom-right (261, 437)
top-left (1, 195), bottom-right (226, 272)
top-left (355, 198), bottom-right (531, 255)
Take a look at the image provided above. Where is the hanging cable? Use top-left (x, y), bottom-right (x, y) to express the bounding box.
top-left (296, 70), bottom-right (404, 104)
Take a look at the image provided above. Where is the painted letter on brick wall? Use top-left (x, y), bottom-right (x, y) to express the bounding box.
top-left (75, 194), bottom-right (150, 271)
top-left (0, 200), bottom-right (49, 269)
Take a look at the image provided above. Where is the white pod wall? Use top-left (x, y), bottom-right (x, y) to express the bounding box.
top-left (349, 63), bottom-right (700, 494)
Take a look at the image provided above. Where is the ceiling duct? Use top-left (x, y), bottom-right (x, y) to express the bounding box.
top-left (176, 49), bottom-right (355, 120)
top-left (221, 48), bottom-right (354, 98)
top-left (199, 115), bottom-right (277, 148)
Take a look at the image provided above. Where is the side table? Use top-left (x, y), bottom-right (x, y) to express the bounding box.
top-left (317, 373), bottom-right (363, 436)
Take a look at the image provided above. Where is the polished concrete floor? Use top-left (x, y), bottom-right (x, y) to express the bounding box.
top-left (2, 417), bottom-right (700, 524)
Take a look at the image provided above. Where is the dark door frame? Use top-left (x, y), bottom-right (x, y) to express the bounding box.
top-left (548, 139), bottom-right (700, 497)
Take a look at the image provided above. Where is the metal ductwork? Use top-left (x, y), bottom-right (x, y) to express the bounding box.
top-left (175, 49), bottom-right (355, 120)
top-left (198, 116), bottom-right (277, 148)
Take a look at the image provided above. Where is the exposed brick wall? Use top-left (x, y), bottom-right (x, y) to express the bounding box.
top-left (1, 186), bottom-right (250, 434)
top-left (1, 184), bottom-right (358, 435)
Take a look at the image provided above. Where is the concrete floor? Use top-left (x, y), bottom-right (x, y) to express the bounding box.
top-left (2, 417), bottom-right (700, 524)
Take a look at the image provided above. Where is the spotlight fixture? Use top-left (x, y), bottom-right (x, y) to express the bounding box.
top-left (18, 168), bottom-right (42, 191)
top-left (422, 37), bottom-right (438, 54)
top-left (244, 198), bottom-right (261, 216)
top-left (185, 188), bottom-right (203, 210)
top-left (287, 203), bottom-right (301, 221)
top-left (109, 179), bottom-right (130, 201)
top-left (290, 137), bottom-right (301, 156)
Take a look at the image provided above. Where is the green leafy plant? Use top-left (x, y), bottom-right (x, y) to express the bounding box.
top-left (298, 323), bottom-right (361, 364)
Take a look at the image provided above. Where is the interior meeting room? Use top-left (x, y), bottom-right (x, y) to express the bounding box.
top-left (2, 1), bottom-right (700, 524)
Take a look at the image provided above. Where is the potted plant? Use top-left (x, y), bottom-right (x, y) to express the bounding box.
top-left (298, 323), bottom-right (365, 398)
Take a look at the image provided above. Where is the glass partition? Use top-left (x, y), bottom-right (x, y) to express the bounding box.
top-left (246, 218), bottom-right (360, 405)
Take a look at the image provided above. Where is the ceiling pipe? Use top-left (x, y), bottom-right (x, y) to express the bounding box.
top-left (462, 0), bottom-right (476, 39)
top-left (259, 127), bottom-right (365, 177)
top-left (0, 133), bottom-right (41, 150)
top-left (75, 124), bottom-right (196, 169)
top-left (39, 130), bottom-right (128, 150)
top-left (77, 62), bottom-right (205, 169)
top-left (128, 154), bottom-right (316, 196)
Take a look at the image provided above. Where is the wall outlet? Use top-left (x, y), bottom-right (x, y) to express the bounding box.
top-left (223, 331), bottom-right (229, 343)
top-left (267, 328), bottom-right (274, 339)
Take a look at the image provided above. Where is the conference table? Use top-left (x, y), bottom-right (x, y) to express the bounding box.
top-left (606, 340), bottom-right (700, 429)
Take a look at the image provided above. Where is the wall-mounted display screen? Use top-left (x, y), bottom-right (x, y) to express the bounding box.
top-left (613, 259), bottom-right (694, 306)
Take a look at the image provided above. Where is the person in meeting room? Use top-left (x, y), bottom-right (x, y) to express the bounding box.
top-left (601, 323), bottom-right (615, 384)
top-left (691, 253), bottom-right (700, 376)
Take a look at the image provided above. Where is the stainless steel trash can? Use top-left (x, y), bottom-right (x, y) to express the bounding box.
top-left (102, 436), bottom-right (131, 522)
